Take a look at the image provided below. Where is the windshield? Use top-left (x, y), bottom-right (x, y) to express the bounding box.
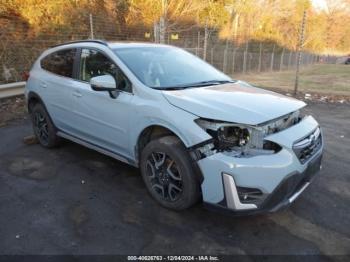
top-left (113, 46), bottom-right (232, 89)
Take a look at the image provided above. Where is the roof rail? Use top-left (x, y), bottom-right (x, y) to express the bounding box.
top-left (50, 39), bottom-right (108, 48)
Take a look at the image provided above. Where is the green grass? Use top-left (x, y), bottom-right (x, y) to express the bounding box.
top-left (234, 64), bottom-right (350, 96)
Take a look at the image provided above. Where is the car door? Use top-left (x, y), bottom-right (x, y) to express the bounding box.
top-left (40, 48), bottom-right (78, 132)
top-left (70, 48), bottom-right (134, 159)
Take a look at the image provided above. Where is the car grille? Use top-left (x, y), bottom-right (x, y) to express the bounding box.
top-left (293, 127), bottom-right (322, 164)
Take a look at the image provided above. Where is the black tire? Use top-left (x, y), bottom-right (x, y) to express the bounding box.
top-left (31, 103), bottom-right (60, 148)
top-left (140, 136), bottom-right (200, 210)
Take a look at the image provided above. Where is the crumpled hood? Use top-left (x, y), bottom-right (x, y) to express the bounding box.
top-left (162, 81), bottom-right (306, 125)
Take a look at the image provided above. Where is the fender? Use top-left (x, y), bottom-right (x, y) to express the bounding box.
top-left (133, 118), bottom-right (202, 154)
top-left (133, 122), bottom-right (205, 182)
top-left (27, 91), bottom-right (58, 129)
top-left (27, 91), bottom-right (46, 112)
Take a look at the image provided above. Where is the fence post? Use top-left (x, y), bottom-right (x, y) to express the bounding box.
top-left (301, 52), bottom-right (304, 67)
top-left (305, 53), bottom-right (309, 66)
top-left (243, 41), bottom-right (249, 74)
top-left (223, 40), bottom-right (229, 73)
top-left (153, 22), bottom-right (159, 43)
top-left (232, 48), bottom-right (236, 75)
top-left (89, 13), bottom-right (94, 39)
top-left (288, 51), bottom-right (292, 70)
top-left (203, 23), bottom-right (208, 60)
top-left (270, 44), bottom-right (275, 71)
top-left (196, 31), bottom-right (201, 57)
top-left (279, 48), bottom-right (285, 71)
top-left (258, 42), bottom-right (262, 72)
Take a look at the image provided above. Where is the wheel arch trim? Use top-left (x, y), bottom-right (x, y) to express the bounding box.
top-left (27, 91), bottom-right (58, 129)
top-left (134, 122), bottom-right (190, 163)
top-left (27, 91), bottom-right (46, 112)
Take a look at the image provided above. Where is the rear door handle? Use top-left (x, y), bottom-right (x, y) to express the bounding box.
top-left (72, 92), bottom-right (82, 98)
top-left (40, 82), bottom-right (47, 88)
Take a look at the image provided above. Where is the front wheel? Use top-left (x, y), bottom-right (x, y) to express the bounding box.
top-left (140, 136), bottom-right (200, 210)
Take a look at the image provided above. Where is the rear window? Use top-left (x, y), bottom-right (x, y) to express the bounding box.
top-left (40, 49), bottom-right (76, 78)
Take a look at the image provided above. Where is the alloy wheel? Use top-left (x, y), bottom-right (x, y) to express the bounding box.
top-left (33, 111), bottom-right (49, 145)
top-left (146, 152), bottom-right (183, 202)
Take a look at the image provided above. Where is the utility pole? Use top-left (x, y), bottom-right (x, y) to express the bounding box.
top-left (294, 10), bottom-right (307, 96)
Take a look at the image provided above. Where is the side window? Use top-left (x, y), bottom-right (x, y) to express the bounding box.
top-left (41, 49), bottom-right (76, 78)
top-left (80, 48), bottom-right (132, 93)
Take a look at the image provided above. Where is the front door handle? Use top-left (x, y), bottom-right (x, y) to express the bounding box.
top-left (72, 92), bottom-right (82, 98)
top-left (40, 82), bottom-right (47, 88)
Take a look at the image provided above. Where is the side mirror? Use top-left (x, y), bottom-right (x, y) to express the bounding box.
top-left (90, 75), bottom-right (118, 98)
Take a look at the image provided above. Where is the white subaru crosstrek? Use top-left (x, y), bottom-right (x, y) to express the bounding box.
top-left (25, 40), bottom-right (323, 214)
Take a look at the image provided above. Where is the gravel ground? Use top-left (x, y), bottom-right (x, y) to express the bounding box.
top-left (0, 102), bottom-right (349, 259)
top-left (0, 97), bottom-right (27, 127)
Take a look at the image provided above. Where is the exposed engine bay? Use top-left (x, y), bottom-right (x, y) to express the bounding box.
top-left (192, 110), bottom-right (303, 159)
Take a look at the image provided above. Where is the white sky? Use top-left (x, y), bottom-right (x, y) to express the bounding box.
top-left (312, 0), bottom-right (327, 10)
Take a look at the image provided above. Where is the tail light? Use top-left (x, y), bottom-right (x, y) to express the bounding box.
top-left (22, 71), bottom-right (30, 81)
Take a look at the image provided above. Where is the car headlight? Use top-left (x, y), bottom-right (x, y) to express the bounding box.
top-left (194, 118), bottom-right (281, 157)
top-left (195, 119), bottom-right (252, 152)
top-left (213, 125), bottom-right (250, 151)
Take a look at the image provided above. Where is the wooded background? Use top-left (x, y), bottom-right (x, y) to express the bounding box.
top-left (1, 0), bottom-right (348, 84)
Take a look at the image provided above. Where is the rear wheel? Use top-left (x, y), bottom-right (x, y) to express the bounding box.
top-left (140, 136), bottom-right (200, 210)
top-left (31, 103), bottom-right (60, 148)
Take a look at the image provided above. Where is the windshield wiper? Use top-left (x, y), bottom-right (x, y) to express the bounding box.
top-left (152, 86), bottom-right (188, 90)
top-left (176, 80), bottom-right (236, 88)
top-left (157, 80), bottom-right (236, 90)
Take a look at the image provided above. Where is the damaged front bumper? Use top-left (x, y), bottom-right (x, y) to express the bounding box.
top-left (197, 115), bottom-right (323, 215)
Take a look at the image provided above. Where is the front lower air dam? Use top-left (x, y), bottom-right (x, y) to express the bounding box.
top-left (222, 173), bottom-right (257, 210)
top-left (196, 115), bottom-right (322, 214)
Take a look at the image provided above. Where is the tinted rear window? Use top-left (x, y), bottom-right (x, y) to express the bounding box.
top-left (41, 49), bottom-right (76, 78)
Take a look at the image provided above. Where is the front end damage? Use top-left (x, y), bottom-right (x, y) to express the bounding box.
top-left (189, 111), bottom-right (323, 214)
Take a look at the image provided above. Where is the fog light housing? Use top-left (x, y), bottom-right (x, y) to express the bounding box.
top-left (237, 186), bottom-right (265, 206)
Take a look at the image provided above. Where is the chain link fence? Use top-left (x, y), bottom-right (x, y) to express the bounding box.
top-left (0, 13), bottom-right (337, 85)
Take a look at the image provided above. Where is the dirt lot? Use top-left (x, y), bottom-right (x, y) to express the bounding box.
top-left (0, 100), bottom-right (349, 258)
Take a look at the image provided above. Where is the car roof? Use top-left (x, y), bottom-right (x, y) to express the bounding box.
top-left (51, 39), bottom-right (172, 50)
top-left (108, 42), bottom-right (170, 49)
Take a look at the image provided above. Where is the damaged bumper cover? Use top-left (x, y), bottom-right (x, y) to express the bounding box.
top-left (196, 115), bottom-right (323, 215)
